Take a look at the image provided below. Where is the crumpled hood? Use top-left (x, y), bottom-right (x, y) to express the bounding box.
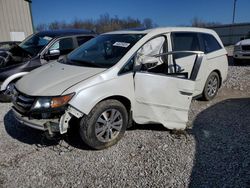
top-left (16, 62), bottom-right (106, 96)
top-left (0, 46), bottom-right (31, 69)
top-left (237, 39), bottom-right (250, 46)
top-left (0, 50), bottom-right (12, 68)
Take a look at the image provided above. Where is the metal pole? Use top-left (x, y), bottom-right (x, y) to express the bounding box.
top-left (230, 0), bottom-right (238, 44)
top-left (232, 0), bottom-right (237, 24)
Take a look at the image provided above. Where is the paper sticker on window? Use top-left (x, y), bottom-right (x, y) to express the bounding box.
top-left (43, 36), bottom-right (52, 41)
top-left (113, 42), bottom-right (130, 48)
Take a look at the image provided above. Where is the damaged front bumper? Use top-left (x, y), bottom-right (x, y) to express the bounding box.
top-left (12, 105), bottom-right (84, 135)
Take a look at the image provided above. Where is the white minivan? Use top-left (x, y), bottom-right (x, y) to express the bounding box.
top-left (11, 27), bottom-right (228, 149)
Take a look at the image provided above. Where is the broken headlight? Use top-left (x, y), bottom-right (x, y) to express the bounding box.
top-left (32, 93), bottom-right (74, 110)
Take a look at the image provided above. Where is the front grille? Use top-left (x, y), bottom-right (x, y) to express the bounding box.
top-left (12, 88), bottom-right (35, 115)
top-left (242, 45), bottom-right (250, 51)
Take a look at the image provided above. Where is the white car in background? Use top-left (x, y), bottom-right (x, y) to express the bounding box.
top-left (233, 33), bottom-right (250, 63)
top-left (11, 27), bottom-right (228, 149)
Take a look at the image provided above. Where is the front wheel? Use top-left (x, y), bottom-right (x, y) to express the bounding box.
top-left (79, 99), bottom-right (128, 150)
top-left (202, 72), bottom-right (220, 101)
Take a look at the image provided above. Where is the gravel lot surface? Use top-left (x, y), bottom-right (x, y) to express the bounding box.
top-left (0, 59), bottom-right (249, 188)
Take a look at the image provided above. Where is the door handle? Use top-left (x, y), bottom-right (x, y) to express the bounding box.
top-left (179, 91), bottom-right (193, 96)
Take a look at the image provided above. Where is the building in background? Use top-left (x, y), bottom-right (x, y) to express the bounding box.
top-left (209, 23), bottom-right (250, 46)
top-left (0, 0), bottom-right (33, 42)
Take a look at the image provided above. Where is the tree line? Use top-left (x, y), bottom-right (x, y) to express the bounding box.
top-left (36, 14), bottom-right (157, 33)
top-left (36, 14), bottom-right (221, 33)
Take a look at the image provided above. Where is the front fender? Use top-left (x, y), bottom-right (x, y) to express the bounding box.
top-left (0, 72), bottom-right (29, 91)
top-left (68, 73), bottom-right (134, 115)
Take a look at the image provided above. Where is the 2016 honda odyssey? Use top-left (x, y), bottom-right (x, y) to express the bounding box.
top-left (11, 27), bottom-right (228, 149)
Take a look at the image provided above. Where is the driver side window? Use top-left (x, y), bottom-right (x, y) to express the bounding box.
top-left (49, 38), bottom-right (74, 55)
top-left (49, 41), bottom-right (59, 50)
top-left (136, 36), bottom-right (167, 73)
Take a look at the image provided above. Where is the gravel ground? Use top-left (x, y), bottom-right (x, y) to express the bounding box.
top-left (0, 59), bottom-right (249, 188)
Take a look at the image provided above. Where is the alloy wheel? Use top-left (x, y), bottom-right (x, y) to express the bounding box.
top-left (207, 75), bottom-right (218, 97)
top-left (95, 109), bottom-right (123, 142)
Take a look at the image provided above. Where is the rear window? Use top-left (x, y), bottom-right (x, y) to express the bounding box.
top-left (201, 34), bottom-right (222, 53)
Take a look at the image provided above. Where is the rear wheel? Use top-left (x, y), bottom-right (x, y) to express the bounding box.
top-left (202, 72), bottom-right (220, 101)
top-left (79, 99), bottom-right (128, 150)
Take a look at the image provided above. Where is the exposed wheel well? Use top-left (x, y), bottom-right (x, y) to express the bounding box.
top-left (100, 95), bottom-right (131, 113)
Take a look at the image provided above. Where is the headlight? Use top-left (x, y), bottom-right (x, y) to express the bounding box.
top-left (32, 93), bottom-right (74, 110)
top-left (234, 45), bottom-right (241, 52)
top-left (33, 98), bottom-right (51, 109)
top-left (51, 93), bottom-right (74, 108)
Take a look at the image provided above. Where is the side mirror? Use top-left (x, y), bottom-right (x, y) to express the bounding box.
top-left (43, 49), bottom-right (60, 60)
top-left (49, 49), bottom-right (60, 56)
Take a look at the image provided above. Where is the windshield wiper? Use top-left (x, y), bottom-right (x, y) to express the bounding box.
top-left (69, 59), bottom-right (101, 68)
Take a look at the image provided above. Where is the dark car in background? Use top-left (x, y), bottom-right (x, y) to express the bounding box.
top-left (0, 29), bottom-right (96, 102)
top-left (0, 41), bottom-right (21, 50)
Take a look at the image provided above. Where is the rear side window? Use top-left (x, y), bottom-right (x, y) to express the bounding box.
top-left (201, 34), bottom-right (222, 53)
top-left (77, 36), bottom-right (94, 46)
top-left (172, 32), bottom-right (200, 59)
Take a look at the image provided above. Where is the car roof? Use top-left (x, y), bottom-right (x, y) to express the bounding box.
top-left (36, 29), bottom-right (95, 38)
top-left (104, 27), bottom-right (216, 35)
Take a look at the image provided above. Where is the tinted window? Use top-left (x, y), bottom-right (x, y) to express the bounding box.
top-left (49, 38), bottom-right (74, 55)
top-left (77, 36), bottom-right (94, 46)
top-left (172, 32), bottom-right (200, 59)
top-left (201, 34), bottom-right (222, 53)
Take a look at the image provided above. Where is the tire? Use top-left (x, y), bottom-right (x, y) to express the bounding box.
top-left (202, 72), bottom-right (220, 101)
top-left (79, 99), bottom-right (128, 150)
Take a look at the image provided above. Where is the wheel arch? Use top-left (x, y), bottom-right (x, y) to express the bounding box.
top-left (0, 72), bottom-right (29, 91)
top-left (99, 95), bottom-right (131, 113)
top-left (212, 69), bottom-right (222, 88)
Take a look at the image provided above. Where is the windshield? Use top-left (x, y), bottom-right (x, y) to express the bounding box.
top-left (19, 33), bottom-right (53, 56)
top-left (67, 34), bottom-right (144, 68)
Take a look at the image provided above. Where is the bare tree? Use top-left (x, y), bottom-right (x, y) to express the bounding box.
top-left (143, 18), bottom-right (153, 29)
top-left (48, 21), bottom-right (61, 30)
top-left (36, 23), bottom-right (48, 31)
top-left (191, 17), bottom-right (221, 27)
top-left (36, 14), bottom-right (157, 33)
